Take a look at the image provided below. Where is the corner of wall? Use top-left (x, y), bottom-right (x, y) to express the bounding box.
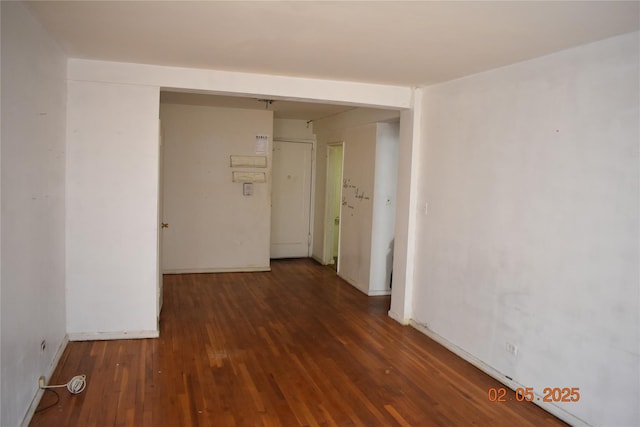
top-left (20, 335), bottom-right (69, 427)
top-left (387, 310), bottom-right (411, 325)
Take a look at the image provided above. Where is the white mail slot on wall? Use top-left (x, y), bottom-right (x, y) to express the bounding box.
top-left (232, 171), bottom-right (266, 183)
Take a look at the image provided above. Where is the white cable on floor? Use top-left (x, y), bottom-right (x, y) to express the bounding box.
top-left (40, 375), bottom-right (87, 394)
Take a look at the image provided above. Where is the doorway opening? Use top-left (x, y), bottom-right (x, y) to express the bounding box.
top-left (156, 90), bottom-right (405, 315)
top-left (324, 143), bottom-right (344, 270)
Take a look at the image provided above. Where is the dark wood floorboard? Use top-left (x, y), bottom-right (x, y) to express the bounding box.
top-left (30, 258), bottom-right (567, 426)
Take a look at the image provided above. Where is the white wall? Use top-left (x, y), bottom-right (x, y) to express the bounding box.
top-left (64, 59), bottom-right (411, 341)
top-left (312, 108), bottom-right (400, 261)
top-left (274, 118), bottom-right (315, 141)
top-left (370, 122), bottom-right (399, 294)
top-left (314, 114), bottom-right (399, 296)
top-left (335, 124), bottom-right (377, 292)
top-left (413, 32), bottom-right (639, 426)
top-left (66, 80), bottom-right (160, 339)
top-left (68, 59), bottom-right (412, 111)
top-left (1, 2), bottom-right (67, 425)
top-left (160, 103), bottom-right (273, 272)
top-left (388, 102), bottom-right (421, 324)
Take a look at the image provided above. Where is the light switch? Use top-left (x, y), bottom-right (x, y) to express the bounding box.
top-left (243, 183), bottom-right (253, 196)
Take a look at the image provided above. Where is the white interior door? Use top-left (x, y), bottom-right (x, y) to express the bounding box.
top-left (270, 140), bottom-right (313, 258)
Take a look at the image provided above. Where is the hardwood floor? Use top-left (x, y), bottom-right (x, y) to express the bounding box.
top-left (30, 259), bottom-right (566, 426)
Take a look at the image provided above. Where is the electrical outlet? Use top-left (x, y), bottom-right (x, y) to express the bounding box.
top-left (39, 376), bottom-right (46, 388)
top-left (505, 342), bottom-right (518, 356)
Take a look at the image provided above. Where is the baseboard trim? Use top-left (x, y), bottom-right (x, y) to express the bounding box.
top-left (68, 330), bottom-right (159, 342)
top-left (163, 266), bottom-right (271, 274)
top-left (367, 289), bottom-right (391, 296)
top-left (409, 320), bottom-right (589, 427)
top-left (21, 334), bottom-right (69, 427)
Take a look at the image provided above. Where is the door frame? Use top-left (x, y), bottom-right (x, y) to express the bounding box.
top-left (156, 119), bottom-right (164, 321)
top-left (271, 138), bottom-right (316, 258)
top-left (323, 142), bottom-right (345, 266)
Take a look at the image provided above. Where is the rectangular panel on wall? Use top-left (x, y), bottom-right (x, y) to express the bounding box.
top-left (232, 171), bottom-right (267, 183)
top-left (230, 155), bottom-right (267, 168)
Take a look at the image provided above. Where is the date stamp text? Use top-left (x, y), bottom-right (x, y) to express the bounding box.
top-left (488, 387), bottom-right (580, 403)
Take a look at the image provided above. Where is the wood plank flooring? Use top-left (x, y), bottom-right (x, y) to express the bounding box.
top-left (30, 259), bottom-right (566, 426)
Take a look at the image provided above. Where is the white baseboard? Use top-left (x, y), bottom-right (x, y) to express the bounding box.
top-left (338, 274), bottom-right (391, 297)
top-left (367, 289), bottom-right (392, 296)
top-left (68, 329), bottom-right (159, 341)
top-left (163, 266), bottom-right (271, 274)
top-left (409, 320), bottom-right (589, 427)
top-left (21, 334), bottom-right (70, 427)
top-left (387, 310), bottom-right (410, 325)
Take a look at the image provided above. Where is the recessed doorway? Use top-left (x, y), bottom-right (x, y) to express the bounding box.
top-left (324, 143), bottom-right (344, 269)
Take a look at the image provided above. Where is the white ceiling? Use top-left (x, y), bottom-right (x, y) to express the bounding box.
top-left (26, 1), bottom-right (639, 87)
top-left (26, 1), bottom-right (639, 119)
